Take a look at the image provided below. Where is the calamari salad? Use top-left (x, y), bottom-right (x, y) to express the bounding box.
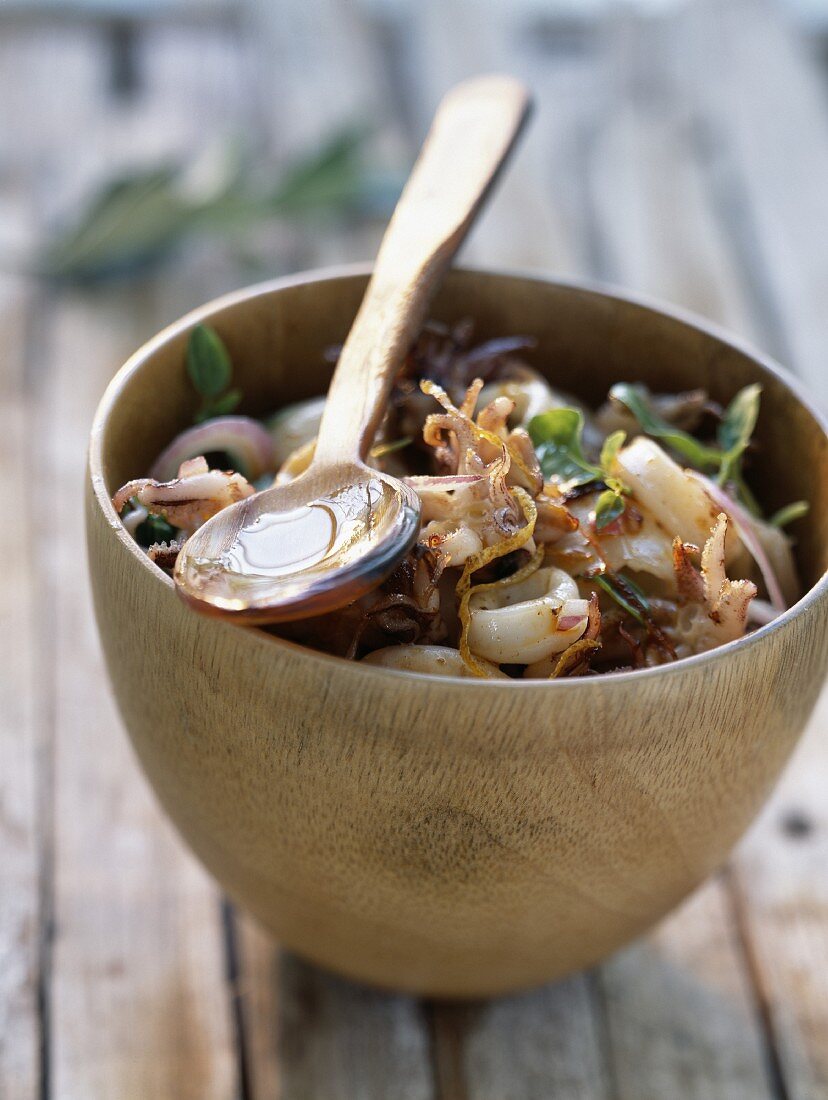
top-left (114, 320), bottom-right (807, 679)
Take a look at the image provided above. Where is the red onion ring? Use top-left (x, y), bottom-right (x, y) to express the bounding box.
top-left (150, 417), bottom-right (275, 482)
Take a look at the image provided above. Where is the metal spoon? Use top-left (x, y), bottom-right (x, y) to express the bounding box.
top-left (175, 75), bottom-right (532, 624)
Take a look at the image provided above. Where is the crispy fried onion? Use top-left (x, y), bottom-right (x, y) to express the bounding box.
top-left (421, 379), bottom-right (542, 493)
top-left (113, 457), bottom-right (254, 535)
top-left (415, 382), bottom-right (542, 567)
top-left (456, 489), bottom-right (539, 677)
top-left (671, 513), bottom-right (757, 658)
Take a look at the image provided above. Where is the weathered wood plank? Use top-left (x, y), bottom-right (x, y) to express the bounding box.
top-left (409, 0), bottom-right (596, 273)
top-left (221, 6), bottom-right (436, 1097)
top-left (13, 23), bottom-right (247, 1099)
top-left (433, 978), bottom-right (611, 1100)
top-left (235, 912), bottom-right (435, 1100)
top-left (671, 3), bottom-right (828, 1096)
top-left (680, 0), bottom-right (828, 409)
top-left (600, 880), bottom-right (776, 1100)
top-left (45, 284), bottom-right (239, 1100)
top-left (731, 693), bottom-right (828, 1100)
top-left (575, 12), bottom-right (782, 1096)
top-left (0, 270), bottom-right (40, 1100)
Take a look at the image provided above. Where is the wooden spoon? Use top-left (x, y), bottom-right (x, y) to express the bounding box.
top-left (175, 75), bottom-right (532, 623)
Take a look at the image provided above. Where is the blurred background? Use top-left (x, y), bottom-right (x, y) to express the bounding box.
top-left (2, 1), bottom-right (828, 1099)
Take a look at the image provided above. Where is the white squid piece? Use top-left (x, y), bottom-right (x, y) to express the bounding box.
top-left (467, 566), bottom-right (589, 664)
top-left (113, 457), bottom-right (254, 535)
top-left (362, 644), bottom-right (507, 678)
top-left (568, 437), bottom-right (747, 584)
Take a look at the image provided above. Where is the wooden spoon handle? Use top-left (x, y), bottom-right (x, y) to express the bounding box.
top-left (311, 75), bottom-right (532, 467)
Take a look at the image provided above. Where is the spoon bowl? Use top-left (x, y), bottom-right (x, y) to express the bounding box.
top-left (175, 465), bottom-right (421, 623)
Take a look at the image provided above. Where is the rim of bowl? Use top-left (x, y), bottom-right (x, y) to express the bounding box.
top-left (88, 262), bottom-right (828, 690)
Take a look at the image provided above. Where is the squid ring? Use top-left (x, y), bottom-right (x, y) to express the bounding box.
top-left (467, 567), bottom-right (589, 665)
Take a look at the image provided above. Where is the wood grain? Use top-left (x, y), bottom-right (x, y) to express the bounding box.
top-left (17, 23), bottom-right (247, 1100)
top-left (48, 287), bottom-right (238, 1100)
top-left (404, 5), bottom-right (617, 1082)
top-left (673, 5), bottom-right (828, 1096)
top-left (432, 977), bottom-right (612, 1100)
top-left (0, 270), bottom-right (40, 1100)
top-left (3, 0), bottom-right (828, 1095)
top-left (583, 15), bottom-right (781, 1096)
top-left (87, 267), bottom-right (828, 998)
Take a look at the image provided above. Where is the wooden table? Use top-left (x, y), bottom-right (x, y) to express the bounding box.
top-left (2, 1), bottom-right (827, 1096)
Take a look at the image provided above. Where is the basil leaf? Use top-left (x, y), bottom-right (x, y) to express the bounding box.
top-left (528, 408), bottom-right (599, 487)
top-left (769, 500), bottom-right (809, 528)
top-left (599, 430), bottom-right (626, 475)
top-left (187, 324), bottom-right (232, 399)
top-left (619, 572), bottom-right (651, 608)
top-left (135, 513), bottom-right (177, 548)
top-left (195, 387), bottom-right (243, 422)
top-left (594, 573), bottom-right (648, 627)
top-left (594, 490), bottom-right (625, 530)
top-left (717, 383), bottom-right (761, 484)
top-left (718, 383), bottom-right (761, 452)
top-left (610, 383), bottom-right (721, 470)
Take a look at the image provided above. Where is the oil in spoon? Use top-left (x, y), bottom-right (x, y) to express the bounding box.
top-left (180, 477), bottom-right (413, 612)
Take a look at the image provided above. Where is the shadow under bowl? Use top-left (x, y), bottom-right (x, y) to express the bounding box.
top-left (87, 265), bottom-right (828, 997)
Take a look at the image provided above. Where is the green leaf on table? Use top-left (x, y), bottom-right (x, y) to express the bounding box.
top-left (270, 126), bottom-right (369, 213)
top-left (37, 164), bottom-right (191, 281)
top-left (769, 500), bottom-right (810, 528)
top-left (717, 383), bottom-right (761, 485)
top-left (528, 407), bottom-right (600, 488)
top-left (35, 125), bottom-right (396, 283)
top-left (609, 383), bottom-right (722, 470)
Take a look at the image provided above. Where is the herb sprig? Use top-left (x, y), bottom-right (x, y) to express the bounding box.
top-left (186, 324), bottom-right (241, 422)
top-left (527, 409), bottom-right (628, 529)
top-left (594, 572), bottom-right (650, 627)
top-left (609, 382), bottom-right (764, 513)
top-left (37, 126), bottom-right (399, 283)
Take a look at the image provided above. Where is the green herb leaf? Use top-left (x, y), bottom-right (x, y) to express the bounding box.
top-left (369, 436), bottom-right (413, 458)
top-left (594, 490), bottom-right (625, 530)
top-left (195, 387), bottom-right (242, 422)
top-left (528, 408), bottom-right (600, 488)
top-left (135, 513), bottom-right (177, 548)
top-left (599, 430), bottom-right (626, 475)
top-left (187, 325), bottom-right (232, 398)
top-left (610, 383), bottom-right (721, 470)
top-left (36, 126), bottom-right (395, 283)
top-left (594, 572), bottom-right (650, 627)
top-left (769, 500), bottom-right (810, 528)
top-left (717, 383), bottom-right (761, 485)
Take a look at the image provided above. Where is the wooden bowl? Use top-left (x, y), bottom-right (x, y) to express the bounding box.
top-left (87, 266), bottom-right (828, 997)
